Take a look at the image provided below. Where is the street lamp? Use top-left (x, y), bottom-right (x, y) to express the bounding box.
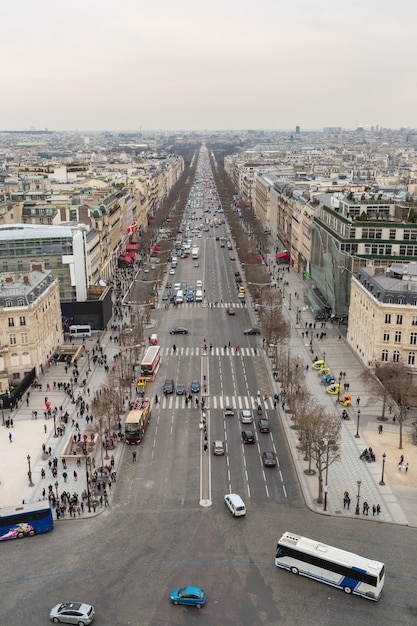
top-left (55, 480), bottom-right (59, 503)
top-left (27, 454), bottom-right (34, 487)
top-left (355, 480), bottom-right (361, 515)
top-left (379, 453), bottom-right (387, 486)
top-left (85, 456), bottom-right (92, 512)
top-left (0, 397), bottom-right (4, 425)
top-left (355, 409), bottom-right (361, 438)
top-left (53, 412), bottom-right (58, 438)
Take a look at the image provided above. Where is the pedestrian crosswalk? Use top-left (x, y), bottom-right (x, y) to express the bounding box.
top-left (159, 346), bottom-right (259, 357)
top-left (159, 395), bottom-right (276, 411)
top-left (161, 301), bottom-right (247, 309)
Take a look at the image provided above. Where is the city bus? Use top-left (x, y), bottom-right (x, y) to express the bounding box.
top-left (0, 502), bottom-right (54, 541)
top-left (275, 532), bottom-right (385, 600)
top-left (125, 397), bottom-right (151, 444)
top-left (69, 324), bottom-right (92, 338)
top-left (139, 345), bottom-right (161, 381)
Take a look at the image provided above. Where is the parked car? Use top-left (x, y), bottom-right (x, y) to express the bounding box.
top-left (170, 327), bottom-right (188, 335)
top-left (262, 451), bottom-right (277, 467)
top-left (243, 327), bottom-right (261, 335)
top-left (170, 586), bottom-right (207, 608)
top-left (49, 602), bottom-right (95, 624)
top-left (241, 430), bottom-right (256, 444)
top-left (213, 440), bottom-right (225, 455)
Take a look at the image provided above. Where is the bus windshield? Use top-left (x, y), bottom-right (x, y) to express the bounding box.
top-left (275, 532), bottom-right (385, 601)
top-left (0, 502), bottom-right (54, 541)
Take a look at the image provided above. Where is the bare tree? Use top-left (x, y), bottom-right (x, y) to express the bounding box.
top-left (298, 406), bottom-right (341, 504)
top-left (260, 288), bottom-right (290, 347)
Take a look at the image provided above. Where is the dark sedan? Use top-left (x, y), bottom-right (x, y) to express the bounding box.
top-left (262, 451), bottom-right (277, 467)
top-left (241, 430), bottom-right (256, 444)
top-left (170, 327), bottom-right (188, 335)
top-left (244, 327), bottom-right (261, 335)
top-left (258, 418), bottom-right (270, 433)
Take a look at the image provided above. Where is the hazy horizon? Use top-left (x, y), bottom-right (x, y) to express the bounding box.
top-left (2, 0), bottom-right (416, 132)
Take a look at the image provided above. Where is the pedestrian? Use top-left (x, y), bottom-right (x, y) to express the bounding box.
top-left (362, 501), bottom-right (369, 515)
top-left (44, 424), bottom-right (47, 434)
top-left (400, 455), bottom-right (404, 464)
top-left (346, 496), bottom-right (351, 510)
top-left (376, 504), bottom-right (381, 515)
top-left (404, 462), bottom-right (409, 473)
top-left (372, 504), bottom-right (376, 516)
top-left (356, 397), bottom-right (360, 406)
top-left (8, 432), bottom-right (12, 443)
top-left (398, 462), bottom-right (402, 471)
top-left (343, 490), bottom-right (349, 508)
top-left (73, 470), bottom-right (78, 481)
top-left (41, 468), bottom-right (45, 479)
top-left (155, 394), bottom-right (158, 404)
top-left (378, 424), bottom-right (383, 434)
top-left (132, 451), bottom-right (137, 462)
top-left (63, 471), bottom-right (68, 482)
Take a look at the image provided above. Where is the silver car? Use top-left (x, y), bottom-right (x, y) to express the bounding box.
top-left (240, 409), bottom-right (253, 424)
top-left (49, 602), bottom-right (95, 625)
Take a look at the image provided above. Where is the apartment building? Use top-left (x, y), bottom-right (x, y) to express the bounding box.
top-left (0, 269), bottom-right (63, 390)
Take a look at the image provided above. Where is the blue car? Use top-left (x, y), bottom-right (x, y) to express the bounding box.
top-left (191, 380), bottom-right (200, 393)
top-left (170, 586), bottom-right (207, 608)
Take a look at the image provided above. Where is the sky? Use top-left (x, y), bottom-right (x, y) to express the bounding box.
top-left (1, 0), bottom-right (416, 132)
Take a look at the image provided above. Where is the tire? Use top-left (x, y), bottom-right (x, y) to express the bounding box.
top-left (173, 600), bottom-right (179, 605)
top-left (17, 532), bottom-right (24, 539)
top-left (196, 604), bottom-right (202, 609)
top-left (343, 586), bottom-right (352, 594)
top-left (290, 567), bottom-right (299, 575)
top-left (78, 622), bottom-right (86, 626)
top-left (53, 619), bottom-right (60, 624)
top-left (29, 530), bottom-right (35, 536)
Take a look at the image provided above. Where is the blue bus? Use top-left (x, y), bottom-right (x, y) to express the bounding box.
top-left (0, 502), bottom-right (54, 541)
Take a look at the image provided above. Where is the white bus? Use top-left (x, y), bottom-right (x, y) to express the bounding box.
top-left (69, 325), bottom-right (92, 338)
top-left (275, 532), bottom-right (385, 601)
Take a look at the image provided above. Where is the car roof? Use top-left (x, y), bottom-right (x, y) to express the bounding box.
top-left (214, 440), bottom-right (224, 446)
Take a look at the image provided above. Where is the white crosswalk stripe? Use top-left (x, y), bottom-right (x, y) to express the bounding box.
top-left (160, 395), bottom-right (275, 410)
top-left (159, 347), bottom-right (259, 357)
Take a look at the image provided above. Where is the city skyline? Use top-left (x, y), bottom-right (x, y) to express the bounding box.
top-left (2, 0), bottom-right (416, 131)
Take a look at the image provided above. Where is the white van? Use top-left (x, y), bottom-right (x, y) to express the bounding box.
top-left (175, 289), bottom-right (184, 304)
top-left (224, 494), bottom-right (246, 517)
top-left (195, 289), bottom-right (203, 302)
top-left (171, 256), bottom-right (178, 268)
top-left (196, 280), bottom-right (203, 290)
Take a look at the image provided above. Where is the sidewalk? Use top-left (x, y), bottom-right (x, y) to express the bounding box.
top-left (0, 331), bottom-right (128, 519)
top-left (266, 254), bottom-right (417, 527)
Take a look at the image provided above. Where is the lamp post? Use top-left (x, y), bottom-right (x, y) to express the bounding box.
top-left (0, 397), bottom-right (4, 425)
top-left (70, 377), bottom-right (74, 396)
top-left (55, 480), bottom-right (59, 503)
top-left (355, 480), bottom-right (361, 515)
top-left (53, 412), bottom-right (57, 437)
top-left (379, 453), bottom-right (387, 486)
top-left (85, 455), bottom-right (92, 512)
top-left (355, 409), bottom-right (361, 438)
top-left (27, 454), bottom-right (34, 487)
top-left (338, 375), bottom-right (342, 402)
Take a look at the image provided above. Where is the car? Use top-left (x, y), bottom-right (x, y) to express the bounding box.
top-left (169, 327), bottom-right (188, 334)
top-left (194, 261), bottom-right (199, 267)
top-left (234, 271), bottom-right (240, 277)
top-left (180, 253), bottom-right (188, 259)
top-left (239, 286), bottom-right (245, 293)
top-left (166, 282), bottom-right (172, 288)
top-left (241, 430), bottom-right (256, 444)
top-left (163, 379), bottom-right (174, 395)
top-left (144, 268), bottom-right (149, 273)
top-left (244, 327), bottom-right (261, 335)
top-left (238, 293), bottom-right (245, 300)
top-left (151, 265), bottom-right (156, 270)
top-left (215, 236), bottom-right (220, 241)
top-left (191, 380), bottom-right (200, 393)
top-left (229, 255), bottom-right (236, 260)
top-left (258, 418), bottom-right (270, 433)
top-left (235, 276), bottom-right (242, 284)
top-left (170, 586), bottom-right (207, 609)
top-left (162, 292), bottom-right (170, 301)
top-left (227, 307), bottom-right (235, 315)
top-left (262, 451), bottom-right (277, 467)
top-left (223, 405), bottom-right (235, 417)
top-left (49, 602), bottom-right (95, 625)
top-left (213, 440), bottom-right (225, 455)
top-left (169, 269), bottom-right (175, 275)
top-left (196, 280), bottom-right (203, 289)
top-left (176, 383), bottom-right (185, 396)
top-left (240, 409), bottom-right (253, 424)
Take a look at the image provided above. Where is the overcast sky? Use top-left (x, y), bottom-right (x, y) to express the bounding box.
top-left (1, 0), bottom-right (415, 132)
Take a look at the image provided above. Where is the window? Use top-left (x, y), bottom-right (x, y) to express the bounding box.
top-left (21, 333), bottom-right (28, 345)
top-left (411, 333), bottom-right (417, 346)
top-left (398, 297), bottom-right (405, 305)
top-left (9, 334), bottom-right (16, 345)
top-left (8, 318), bottom-right (14, 327)
top-left (393, 350), bottom-right (400, 363)
top-left (17, 299), bottom-right (25, 306)
top-left (397, 315), bottom-right (403, 325)
top-left (395, 331), bottom-right (402, 343)
top-left (5, 300), bottom-right (13, 307)
top-left (385, 314), bottom-right (391, 324)
top-left (19, 316), bottom-right (26, 326)
top-left (381, 349), bottom-right (388, 362)
top-left (412, 316), bottom-right (417, 326)
top-left (408, 352), bottom-right (415, 366)
top-left (383, 330), bottom-right (390, 342)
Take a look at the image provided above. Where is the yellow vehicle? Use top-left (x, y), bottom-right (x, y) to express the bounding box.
top-left (137, 377), bottom-right (147, 389)
top-left (326, 383), bottom-right (342, 395)
top-left (239, 286), bottom-right (245, 294)
top-left (319, 368), bottom-right (332, 378)
top-left (312, 360), bottom-right (326, 370)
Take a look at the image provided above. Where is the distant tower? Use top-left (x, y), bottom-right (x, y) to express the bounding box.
top-left (295, 126), bottom-right (300, 134)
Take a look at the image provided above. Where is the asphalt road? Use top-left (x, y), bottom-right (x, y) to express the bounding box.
top-left (1, 150), bottom-right (417, 626)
